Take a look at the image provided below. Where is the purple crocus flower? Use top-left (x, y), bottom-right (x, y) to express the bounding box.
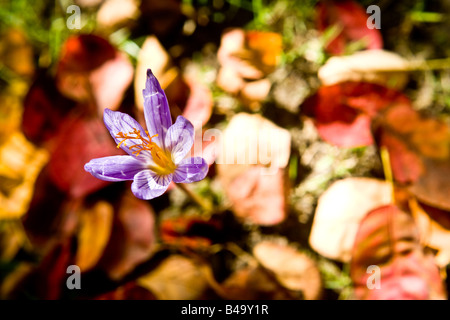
top-left (84, 69), bottom-right (208, 200)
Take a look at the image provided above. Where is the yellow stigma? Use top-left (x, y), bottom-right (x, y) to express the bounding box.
top-left (115, 128), bottom-right (158, 156)
top-left (115, 129), bottom-right (176, 175)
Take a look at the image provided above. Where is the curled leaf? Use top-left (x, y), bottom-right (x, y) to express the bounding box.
top-left (350, 205), bottom-right (446, 300)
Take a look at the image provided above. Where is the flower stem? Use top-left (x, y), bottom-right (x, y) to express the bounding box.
top-left (175, 183), bottom-right (213, 213)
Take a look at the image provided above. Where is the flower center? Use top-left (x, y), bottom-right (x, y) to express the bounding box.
top-left (115, 128), bottom-right (176, 175)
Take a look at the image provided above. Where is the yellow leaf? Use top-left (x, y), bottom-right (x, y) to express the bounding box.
top-left (76, 201), bottom-right (114, 271)
top-left (0, 132), bottom-right (48, 219)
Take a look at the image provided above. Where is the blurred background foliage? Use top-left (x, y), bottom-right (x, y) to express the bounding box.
top-left (0, 0), bottom-right (449, 300)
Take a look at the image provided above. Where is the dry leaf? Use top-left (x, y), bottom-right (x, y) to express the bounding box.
top-left (302, 81), bottom-right (410, 147)
top-left (134, 36), bottom-right (175, 111)
top-left (99, 192), bottom-right (156, 280)
top-left (316, 0), bottom-right (383, 55)
top-left (410, 198), bottom-right (450, 267)
top-left (217, 29), bottom-right (281, 106)
top-left (134, 36), bottom-right (189, 115)
top-left (94, 281), bottom-right (156, 300)
top-left (309, 177), bottom-right (392, 262)
top-left (0, 28), bottom-right (34, 77)
top-left (0, 133), bottom-right (49, 219)
top-left (21, 73), bottom-right (77, 146)
top-left (160, 216), bottom-right (221, 250)
top-left (96, 0), bottom-right (140, 31)
top-left (47, 115), bottom-right (121, 199)
top-left (350, 205), bottom-right (446, 300)
top-left (0, 88), bottom-right (23, 145)
top-left (0, 263), bottom-right (34, 299)
top-left (217, 113), bottom-right (291, 225)
top-left (318, 50), bottom-right (409, 89)
top-left (218, 113), bottom-right (291, 169)
top-left (137, 255), bottom-right (209, 300)
top-left (76, 201), bottom-right (114, 271)
top-left (253, 241), bottom-right (322, 300)
top-left (221, 265), bottom-right (299, 300)
top-left (56, 34), bottom-right (133, 113)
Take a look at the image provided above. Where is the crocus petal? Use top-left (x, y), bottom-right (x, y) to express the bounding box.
top-left (173, 157), bottom-right (208, 183)
top-left (165, 116), bottom-right (194, 165)
top-left (143, 69), bottom-right (172, 149)
top-left (131, 169), bottom-right (173, 200)
top-left (84, 155), bottom-right (146, 181)
top-left (103, 108), bottom-right (153, 161)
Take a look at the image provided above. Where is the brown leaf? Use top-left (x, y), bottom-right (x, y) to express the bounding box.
top-left (350, 205), bottom-right (446, 300)
top-left (137, 255), bottom-right (209, 300)
top-left (76, 201), bottom-right (114, 271)
top-left (377, 106), bottom-right (450, 210)
top-left (98, 192), bottom-right (156, 280)
top-left (253, 241), bottom-right (322, 300)
top-left (410, 198), bottom-right (450, 267)
top-left (309, 177), bottom-right (392, 262)
top-left (94, 281), bottom-right (156, 300)
top-left (221, 265), bottom-right (299, 300)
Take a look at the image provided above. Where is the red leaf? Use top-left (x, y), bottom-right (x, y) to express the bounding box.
top-left (350, 205), bottom-right (446, 300)
top-left (379, 133), bottom-right (424, 184)
top-left (21, 73), bottom-right (77, 146)
top-left (56, 34), bottom-right (133, 113)
top-left (317, 0), bottom-right (383, 55)
top-left (47, 114), bottom-right (122, 198)
top-left (304, 82), bottom-right (408, 147)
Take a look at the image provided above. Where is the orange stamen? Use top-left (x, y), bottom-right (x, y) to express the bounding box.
top-left (115, 129), bottom-right (158, 157)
